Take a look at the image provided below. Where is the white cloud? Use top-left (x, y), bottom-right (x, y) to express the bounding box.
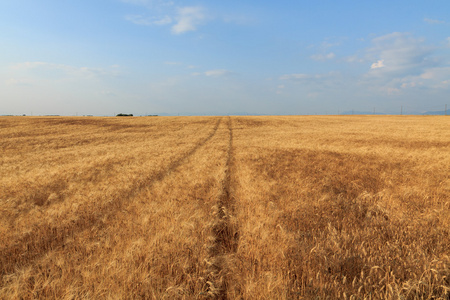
top-left (363, 64), bottom-right (450, 96)
top-left (120, 0), bottom-right (149, 5)
top-left (420, 70), bottom-right (435, 79)
top-left (165, 62), bottom-right (200, 70)
top-left (280, 72), bottom-right (339, 81)
top-left (11, 62), bottom-right (120, 79)
top-left (164, 61), bottom-right (182, 65)
top-left (204, 69), bottom-right (233, 77)
top-left (120, 0), bottom-right (174, 9)
top-left (223, 14), bottom-right (256, 25)
top-left (276, 85), bottom-right (285, 94)
top-left (385, 87), bottom-right (401, 95)
top-left (400, 82), bottom-right (418, 88)
top-left (310, 52), bottom-right (336, 61)
top-left (191, 69), bottom-right (234, 77)
top-left (424, 18), bottom-right (445, 24)
top-left (366, 32), bottom-right (436, 78)
top-left (278, 72), bottom-right (344, 97)
top-left (120, 0), bottom-right (147, 5)
top-left (171, 6), bottom-right (206, 34)
top-left (418, 67), bottom-right (450, 88)
top-left (154, 15), bottom-right (172, 25)
top-left (278, 34), bottom-right (449, 103)
top-left (122, 1), bottom-right (252, 35)
top-left (124, 5), bottom-right (207, 34)
top-left (351, 34), bottom-right (450, 97)
top-left (371, 59), bottom-right (385, 69)
top-left (321, 40), bottom-right (342, 49)
top-left (12, 62), bottom-right (47, 69)
top-left (280, 73), bottom-right (310, 80)
top-left (125, 15), bottom-right (152, 26)
top-left (345, 55), bottom-right (364, 63)
top-left (125, 14), bottom-right (172, 26)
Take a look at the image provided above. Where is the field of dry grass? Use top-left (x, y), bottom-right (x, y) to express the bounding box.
top-left (1, 115), bottom-right (449, 299)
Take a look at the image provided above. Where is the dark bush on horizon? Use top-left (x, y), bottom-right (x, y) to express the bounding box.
top-left (116, 113), bottom-right (133, 117)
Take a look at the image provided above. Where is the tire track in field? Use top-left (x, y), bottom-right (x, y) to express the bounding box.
top-left (0, 118), bottom-right (222, 277)
top-left (206, 117), bottom-right (239, 299)
top-left (2, 121), bottom-right (196, 218)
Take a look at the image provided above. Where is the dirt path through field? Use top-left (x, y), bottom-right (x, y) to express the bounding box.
top-left (206, 117), bottom-right (239, 299)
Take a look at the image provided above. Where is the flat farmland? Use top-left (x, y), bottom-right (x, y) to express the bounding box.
top-left (0, 115), bottom-right (449, 299)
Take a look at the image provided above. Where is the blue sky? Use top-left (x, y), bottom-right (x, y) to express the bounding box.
top-left (1, 0), bottom-right (450, 115)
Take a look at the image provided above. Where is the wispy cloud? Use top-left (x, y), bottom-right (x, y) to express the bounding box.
top-left (11, 62), bottom-right (120, 79)
top-left (123, 1), bottom-right (208, 34)
top-left (366, 32), bottom-right (436, 78)
top-left (276, 84), bottom-right (285, 94)
top-left (414, 66), bottom-right (450, 88)
top-left (122, 1), bottom-right (252, 35)
top-left (280, 72), bottom-right (339, 81)
top-left (192, 69), bottom-right (234, 77)
top-left (308, 37), bottom-right (345, 62)
top-left (171, 6), bottom-right (206, 34)
top-left (125, 14), bottom-right (172, 26)
top-left (120, 0), bottom-right (150, 6)
top-left (371, 59), bottom-right (385, 69)
top-left (120, 0), bottom-right (174, 9)
top-left (344, 55), bottom-right (365, 63)
top-left (164, 61), bottom-right (182, 65)
top-left (424, 18), bottom-right (445, 24)
top-left (125, 15), bottom-right (153, 26)
top-left (356, 33), bottom-right (450, 96)
top-left (222, 13), bottom-right (256, 25)
top-left (279, 33), bottom-right (450, 102)
top-left (205, 69), bottom-right (233, 77)
top-left (164, 61), bottom-right (199, 70)
top-left (310, 52), bottom-right (336, 61)
top-left (280, 74), bottom-right (311, 80)
top-left (13, 62), bottom-right (47, 69)
top-left (278, 72), bottom-right (344, 97)
top-left (154, 15), bottom-right (172, 25)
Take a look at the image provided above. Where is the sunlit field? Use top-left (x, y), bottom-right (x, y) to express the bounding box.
top-left (1, 115), bottom-right (449, 299)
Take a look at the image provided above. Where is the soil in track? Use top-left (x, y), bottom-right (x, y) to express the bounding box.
top-left (0, 118), bottom-right (222, 277)
top-left (206, 117), bottom-right (240, 299)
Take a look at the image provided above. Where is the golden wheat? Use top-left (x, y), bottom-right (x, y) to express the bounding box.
top-left (0, 115), bottom-right (449, 299)
top-left (230, 116), bottom-right (449, 299)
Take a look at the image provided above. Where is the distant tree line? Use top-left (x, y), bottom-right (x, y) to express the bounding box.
top-left (116, 113), bottom-right (133, 117)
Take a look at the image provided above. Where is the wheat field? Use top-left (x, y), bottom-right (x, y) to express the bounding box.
top-left (0, 115), bottom-right (449, 299)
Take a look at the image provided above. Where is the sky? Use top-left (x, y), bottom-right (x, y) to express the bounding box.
top-left (1, 0), bottom-right (450, 116)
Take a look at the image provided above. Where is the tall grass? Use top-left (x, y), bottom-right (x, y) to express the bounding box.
top-left (230, 116), bottom-right (449, 299)
top-left (1, 115), bottom-right (448, 299)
